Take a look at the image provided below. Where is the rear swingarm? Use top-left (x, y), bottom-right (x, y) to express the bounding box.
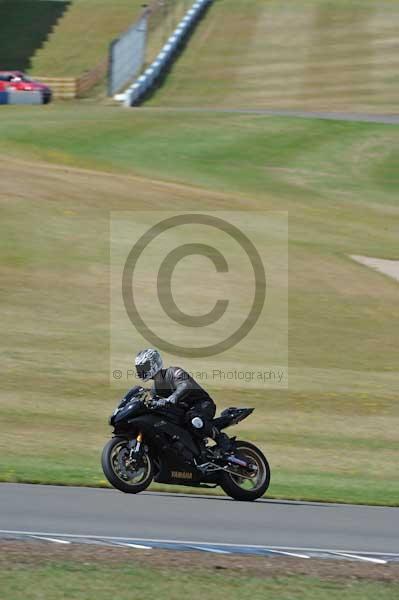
top-left (197, 461), bottom-right (257, 480)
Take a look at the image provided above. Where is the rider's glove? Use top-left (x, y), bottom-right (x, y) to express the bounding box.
top-left (151, 396), bottom-right (176, 409)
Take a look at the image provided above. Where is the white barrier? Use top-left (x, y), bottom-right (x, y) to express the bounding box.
top-left (122, 0), bottom-right (214, 107)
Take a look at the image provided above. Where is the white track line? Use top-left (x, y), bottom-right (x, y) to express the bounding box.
top-left (32, 536), bottom-right (71, 545)
top-left (113, 542), bottom-right (153, 550)
top-left (190, 546), bottom-right (231, 554)
top-left (0, 529), bottom-right (397, 559)
top-left (330, 552), bottom-right (387, 565)
top-left (267, 550), bottom-right (310, 559)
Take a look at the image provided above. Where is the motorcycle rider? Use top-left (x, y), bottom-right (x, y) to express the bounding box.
top-left (134, 348), bottom-right (232, 453)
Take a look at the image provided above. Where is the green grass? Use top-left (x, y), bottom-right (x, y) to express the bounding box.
top-left (1, 562), bottom-right (398, 600)
top-left (148, 0), bottom-right (399, 113)
top-left (29, 0), bottom-right (145, 76)
top-left (29, 0), bottom-right (192, 77)
top-left (0, 104), bottom-right (398, 504)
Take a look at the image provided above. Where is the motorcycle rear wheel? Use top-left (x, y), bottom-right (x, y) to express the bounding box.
top-left (101, 436), bottom-right (154, 494)
top-left (219, 441), bottom-right (270, 501)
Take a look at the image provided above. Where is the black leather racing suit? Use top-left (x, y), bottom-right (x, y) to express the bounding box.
top-left (151, 367), bottom-right (219, 441)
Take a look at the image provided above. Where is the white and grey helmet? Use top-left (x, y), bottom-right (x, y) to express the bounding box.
top-left (135, 348), bottom-right (163, 381)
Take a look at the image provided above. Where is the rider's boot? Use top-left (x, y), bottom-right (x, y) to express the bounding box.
top-left (213, 429), bottom-right (234, 455)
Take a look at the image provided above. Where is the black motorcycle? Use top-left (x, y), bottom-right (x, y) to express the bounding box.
top-left (102, 386), bottom-right (270, 501)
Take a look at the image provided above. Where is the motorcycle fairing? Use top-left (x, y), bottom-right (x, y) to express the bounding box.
top-left (113, 414), bottom-right (201, 459)
top-left (154, 453), bottom-right (202, 484)
top-left (113, 413), bottom-right (205, 485)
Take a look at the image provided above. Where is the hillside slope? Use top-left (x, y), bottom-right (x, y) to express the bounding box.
top-left (0, 105), bottom-right (398, 503)
top-left (149, 0), bottom-right (399, 113)
top-left (0, 0), bottom-right (70, 71)
top-left (29, 0), bottom-right (191, 77)
top-left (29, 0), bottom-right (145, 76)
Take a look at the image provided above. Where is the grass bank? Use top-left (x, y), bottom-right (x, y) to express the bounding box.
top-left (29, 0), bottom-right (192, 77)
top-left (148, 0), bottom-right (399, 113)
top-left (2, 567), bottom-right (397, 600)
top-left (0, 105), bottom-right (398, 504)
top-left (29, 0), bottom-right (145, 76)
top-left (1, 542), bottom-right (398, 600)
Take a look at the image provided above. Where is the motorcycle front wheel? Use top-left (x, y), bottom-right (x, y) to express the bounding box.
top-left (101, 436), bottom-right (154, 494)
top-left (219, 441), bottom-right (270, 501)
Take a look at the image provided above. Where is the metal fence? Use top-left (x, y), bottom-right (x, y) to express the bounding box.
top-left (123, 0), bottom-right (213, 106)
top-left (108, 12), bottom-right (149, 97)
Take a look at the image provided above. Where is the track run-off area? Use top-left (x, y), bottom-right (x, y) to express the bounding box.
top-left (1, 484), bottom-right (398, 563)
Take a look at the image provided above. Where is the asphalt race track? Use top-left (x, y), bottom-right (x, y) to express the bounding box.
top-left (142, 107), bottom-right (399, 124)
top-left (0, 483), bottom-right (398, 562)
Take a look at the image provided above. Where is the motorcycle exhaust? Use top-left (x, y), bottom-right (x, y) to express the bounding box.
top-left (227, 456), bottom-right (248, 468)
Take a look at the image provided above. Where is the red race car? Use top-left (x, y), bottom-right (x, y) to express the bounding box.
top-left (0, 71), bottom-right (52, 104)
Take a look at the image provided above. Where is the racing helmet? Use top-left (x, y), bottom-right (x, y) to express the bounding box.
top-left (135, 348), bottom-right (163, 381)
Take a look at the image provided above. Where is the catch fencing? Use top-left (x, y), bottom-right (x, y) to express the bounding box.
top-left (108, 11), bottom-right (149, 96)
top-left (31, 0), bottom-right (211, 101)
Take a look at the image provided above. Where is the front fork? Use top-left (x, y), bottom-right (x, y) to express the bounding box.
top-left (127, 433), bottom-right (144, 466)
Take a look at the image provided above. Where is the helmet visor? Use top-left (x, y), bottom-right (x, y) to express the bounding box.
top-left (136, 360), bottom-right (151, 380)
